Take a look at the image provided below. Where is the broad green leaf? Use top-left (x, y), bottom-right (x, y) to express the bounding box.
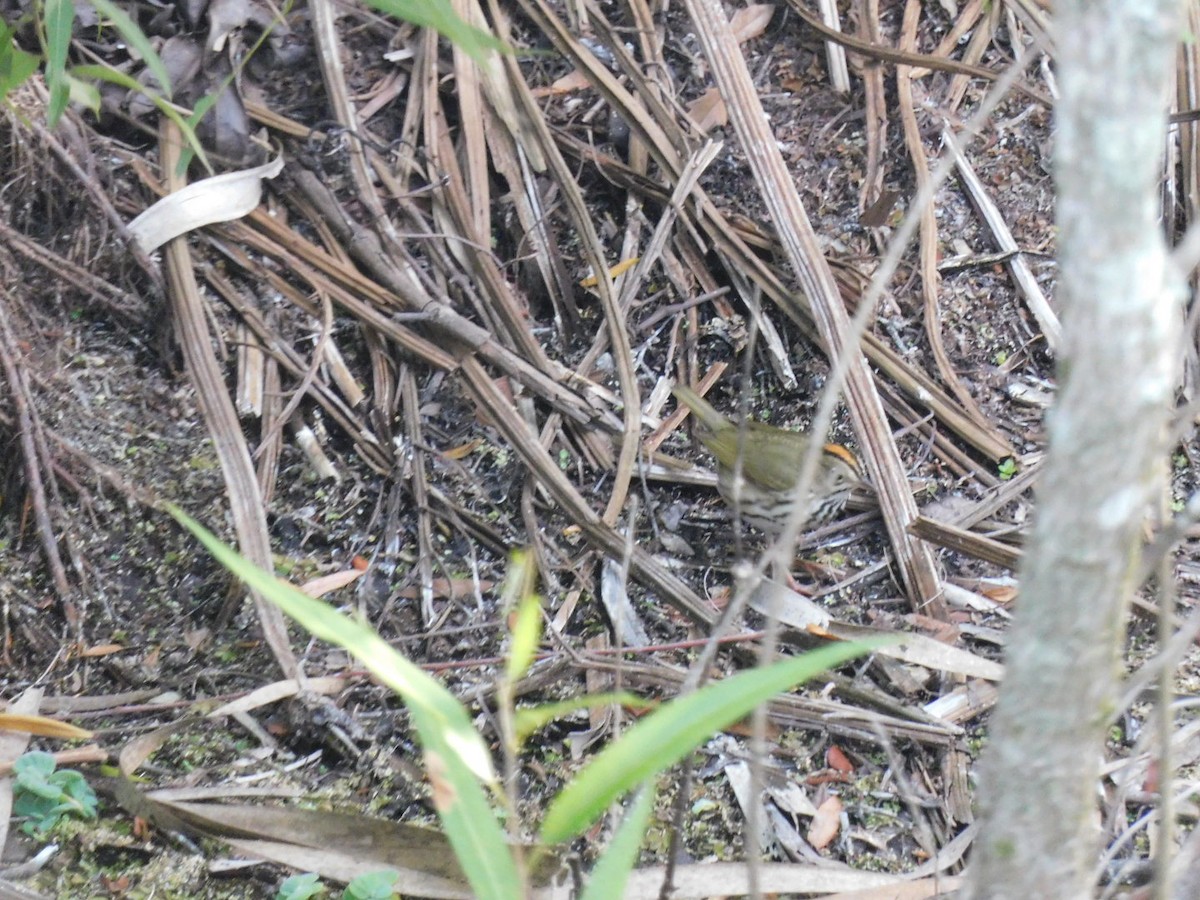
top-left (361, 0), bottom-right (507, 64)
top-left (87, 0), bottom-right (172, 99)
top-left (42, 0), bottom-right (73, 124)
top-left (579, 785), bottom-right (655, 900)
top-left (167, 505), bottom-right (522, 900)
top-left (0, 21), bottom-right (41, 101)
top-left (539, 638), bottom-right (886, 843)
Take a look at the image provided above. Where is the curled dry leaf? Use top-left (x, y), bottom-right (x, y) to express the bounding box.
top-left (128, 154), bottom-right (284, 252)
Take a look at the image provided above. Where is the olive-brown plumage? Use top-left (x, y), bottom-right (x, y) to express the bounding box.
top-left (672, 384), bottom-right (866, 533)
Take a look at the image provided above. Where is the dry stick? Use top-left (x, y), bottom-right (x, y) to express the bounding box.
top-left (685, 0), bottom-right (943, 610)
top-left (784, 0), bottom-right (1053, 107)
top-left (309, 0), bottom-right (401, 253)
top-left (202, 256), bottom-right (392, 473)
top-left (257, 331), bottom-right (283, 505)
top-left (909, 516), bottom-right (1021, 570)
top-left (0, 218), bottom-right (145, 322)
top-left (1176, 3), bottom-right (1200, 247)
top-left (275, 172), bottom-right (619, 430)
top-left (945, 129), bottom-right (1063, 351)
top-left (457, 356), bottom-right (715, 625)
top-left (248, 288), bottom-right (336, 467)
top-left (574, 143), bottom-right (723, 387)
top-left (943, 0), bottom-right (999, 113)
top-left (876, 379), bottom-right (998, 485)
top-left (400, 369), bottom-right (438, 628)
top-left (1155, 546), bottom-right (1178, 898)
top-left (479, 101), bottom-right (582, 337)
top-left (312, 13), bottom-right (552, 389)
top-left (612, 660), bottom-right (958, 746)
top-left (0, 307), bottom-right (71, 602)
top-left (490, 6), bottom-right (642, 527)
top-left (156, 122), bottom-right (298, 679)
top-left (424, 61), bottom-right (557, 367)
top-left (552, 130), bottom-right (1014, 462)
top-left (816, 0), bottom-right (851, 92)
top-left (897, 0), bottom-right (999, 432)
top-left (526, 1), bottom-right (1011, 460)
top-left (25, 97), bottom-right (167, 300)
top-left (449, 0), bottom-right (491, 243)
top-left (917, 0), bottom-right (986, 75)
top-left (855, 0), bottom-right (888, 213)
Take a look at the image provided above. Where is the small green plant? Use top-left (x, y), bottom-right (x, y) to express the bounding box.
top-left (277, 872), bottom-right (325, 900)
top-left (12, 750), bottom-right (98, 836)
top-left (277, 870), bottom-right (405, 899)
top-left (998, 457), bottom-right (1017, 480)
top-left (170, 505), bottom-right (882, 899)
top-left (343, 871), bottom-right (399, 900)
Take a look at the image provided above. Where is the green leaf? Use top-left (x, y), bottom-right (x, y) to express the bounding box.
top-left (578, 785), bottom-right (655, 900)
top-left (343, 870), bottom-right (399, 900)
top-left (505, 592), bottom-right (542, 684)
top-left (65, 72), bottom-right (100, 115)
top-left (514, 692), bottom-right (652, 743)
top-left (360, 0), bottom-right (507, 65)
top-left (71, 63), bottom-right (212, 172)
top-left (539, 639), bottom-right (887, 844)
top-left (42, 0), bottom-right (74, 124)
top-left (86, 0), bottom-right (172, 98)
top-left (167, 505), bottom-right (522, 900)
top-left (276, 872), bottom-right (325, 900)
top-left (0, 21), bottom-right (41, 102)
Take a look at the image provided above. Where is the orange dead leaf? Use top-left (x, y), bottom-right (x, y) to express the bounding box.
top-left (535, 68), bottom-right (591, 95)
top-left (579, 257), bottom-right (640, 288)
top-left (981, 583), bottom-right (1019, 605)
top-left (730, 4), bottom-right (775, 42)
top-left (79, 643), bottom-right (125, 658)
top-left (300, 568), bottom-right (365, 599)
top-left (425, 751), bottom-right (457, 813)
top-left (442, 438), bottom-right (484, 461)
top-left (826, 745), bottom-right (854, 775)
top-left (0, 713), bottom-right (93, 740)
top-left (688, 87), bottom-right (727, 132)
top-left (807, 794), bottom-right (843, 849)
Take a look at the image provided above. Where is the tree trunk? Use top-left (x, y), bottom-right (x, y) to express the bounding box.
top-left (963, 1), bottom-right (1182, 897)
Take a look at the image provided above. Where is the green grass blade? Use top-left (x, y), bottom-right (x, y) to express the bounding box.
top-left (578, 785), bottom-right (655, 900)
top-left (540, 638), bottom-right (887, 844)
top-left (72, 63), bottom-right (212, 172)
top-left (167, 504), bottom-right (522, 900)
top-left (87, 0), bottom-right (172, 98)
top-left (361, 0), bottom-right (506, 64)
top-left (42, 0), bottom-right (73, 124)
top-left (514, 692), bottom-right (652, 743)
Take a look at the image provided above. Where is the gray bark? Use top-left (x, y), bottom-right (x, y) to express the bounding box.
top-left (963, 1), bottom-right (1182, 897)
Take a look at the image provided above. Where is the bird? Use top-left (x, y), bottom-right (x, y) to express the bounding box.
top-left (671, 383), bottom-right (868, 536)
